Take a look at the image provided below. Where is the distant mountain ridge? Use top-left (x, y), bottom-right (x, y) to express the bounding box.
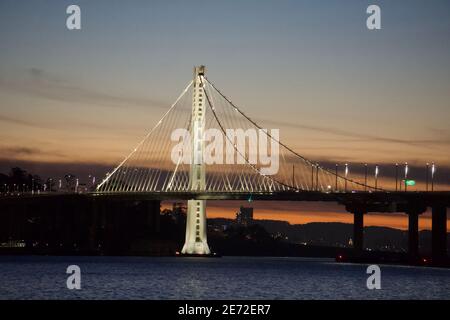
top-left (208, 218), bottom-right (449, 254)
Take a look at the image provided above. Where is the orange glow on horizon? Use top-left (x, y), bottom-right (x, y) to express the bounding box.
top-left (163, 201), bottom-right (449, 231)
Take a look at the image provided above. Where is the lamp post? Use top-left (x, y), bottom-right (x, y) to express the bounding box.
top-left (404, 162), bottom-right (409, 192)
top-left (431, 162), bottom-right (435, 192)
top-left (375, 165), bottom-right (379, 189)
top-left (335, 164), bottom-right (338, 191)
top-left (426, 163), bottom-right (429, 191)
top-left (315, 163), bottom-right (319, 191)
top-left (344, 163), bottom-right (348, 192)
top-left (292, 165), bottom-right (295, 189)
top-left (395, 163), bottom-right (399, 191)
top-left (364, 163), bottom-right (368, 191)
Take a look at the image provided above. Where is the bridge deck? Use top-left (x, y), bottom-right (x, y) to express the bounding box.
top-left (1, 191), bottom-right (449, 212)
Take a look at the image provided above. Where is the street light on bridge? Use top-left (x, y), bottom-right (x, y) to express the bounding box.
top-left (426, 163), bottom-right (430, 191)
top-left (344, 163), bottom-right (348, 192)
top-left (374, 165), bottom-right (379, 189)
top-left (395, 163), bottom-right (399, 191)
top-left (364, 164), bottom-right (368, 191)
top-left (335, 164), bottom-right (338, 191)
top-left (404, 162), bottom-right (409, 191)
top-left (315, 163), bottom-right (319, 192)
top-left (431, 162), bottom-right (436, 192)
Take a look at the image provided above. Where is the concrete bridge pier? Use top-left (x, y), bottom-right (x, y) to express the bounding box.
top-left (405, 204), bottom-right (425, 260)
top-left (408, 211), bottom-right (420, 259)
top-left (353, 210), bottom-right (365, 252)
top-left (432, 205), bottom-right (448, 264)
top-left (345, 204), bottom-right (366, 253)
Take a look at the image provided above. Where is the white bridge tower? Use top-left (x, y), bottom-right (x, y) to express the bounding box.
top-left (181, 65), bottom-right (211, 255)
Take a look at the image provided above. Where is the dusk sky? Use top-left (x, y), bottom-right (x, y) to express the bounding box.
top-left (1, 1), bottom-right (449, 229)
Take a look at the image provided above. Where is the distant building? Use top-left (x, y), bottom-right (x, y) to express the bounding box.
top-left (172, 202), bottom-right (186, 214)
top-left (76, 183), bottom-right (88, 193)
top-left (171, 202), bottom-right (187, 223)
top-left (236, 206), bottom-right (254, 226)
top-left (348, 238), bottom-right (353, 247)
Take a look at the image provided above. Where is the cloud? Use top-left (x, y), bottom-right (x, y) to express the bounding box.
top-left (1, 147), bottom-right (40, 156)
top-left (0, 146), bottom-right (67, 159)
top-left (29, 68), bottom-right (43, 79)
top-left (0, 158), bottom-right (108, 179)
top-left (0, 67), bottom-right (170, 111)
top-left (0, 113), bottom-right (146, 136)
top-left (257, 117), bottom-right (450, 149)
top-left (0, 115), bottom-right (46, 129)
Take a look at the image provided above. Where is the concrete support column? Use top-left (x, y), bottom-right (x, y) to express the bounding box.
top-left (353, 211), bottom-right (364, 252)
top-left (404, 202), bottom-right (426, 261)
top-left (432, 205), bottom-right (447, 264)
top-left (407, 211), bottom-right (419, 259)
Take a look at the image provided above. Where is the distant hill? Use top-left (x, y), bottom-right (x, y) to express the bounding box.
top-left (208, 218), bottom-right (449, 254)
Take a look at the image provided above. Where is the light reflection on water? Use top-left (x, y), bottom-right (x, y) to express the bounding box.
top-left (0, 256), bottom-right (449, 299)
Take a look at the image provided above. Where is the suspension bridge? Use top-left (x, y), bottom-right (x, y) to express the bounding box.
top-left (95, 66), bottom-right (381, 195)
top-left (88, 66), bottom-right (448, 259)
top-left (1, 66), bottom-right (449, 262)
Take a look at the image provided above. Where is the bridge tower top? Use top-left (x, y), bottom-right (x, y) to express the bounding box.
top-left (194, 65), bottom-right (206, 77)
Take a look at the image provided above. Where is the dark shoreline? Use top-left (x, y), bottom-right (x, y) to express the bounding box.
top-left (1, 248), bottom-right (448, 268)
